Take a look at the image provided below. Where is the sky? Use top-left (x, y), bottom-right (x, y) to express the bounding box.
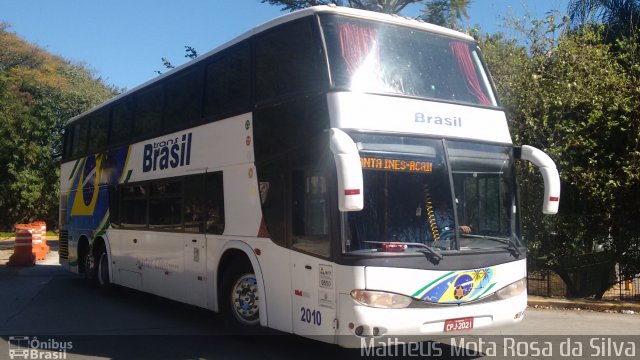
top-left (0, 0), bottom-right (569, 90)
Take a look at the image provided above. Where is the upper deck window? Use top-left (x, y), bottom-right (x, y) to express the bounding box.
top-left (320, 15), bottom-right (497, 107)
top-left (133, 85), bottom-right (164, 138)
top-left (166, 67), bottom-right (204, 127)
top-left (255, 18), bottom-right (327, 102)
top-left (205, 44), bottom-right (250, 118)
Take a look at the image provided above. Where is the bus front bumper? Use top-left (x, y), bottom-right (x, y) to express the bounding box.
top-left (336, 291), bottom-right (527, 348)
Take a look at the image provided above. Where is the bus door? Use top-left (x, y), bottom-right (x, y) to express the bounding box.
top-left (183, 233), bottom-right (206, 308)
top-left (289, 151), bottom-right (337, 338)
top-left (182, 172), bottom-right (223, 308)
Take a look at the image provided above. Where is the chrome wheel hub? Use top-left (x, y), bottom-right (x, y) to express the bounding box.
top-left (231, 274), bottom-right (259, 325)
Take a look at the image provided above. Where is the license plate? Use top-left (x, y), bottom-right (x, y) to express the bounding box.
top-left (444, 317), bottom-right (474, 332)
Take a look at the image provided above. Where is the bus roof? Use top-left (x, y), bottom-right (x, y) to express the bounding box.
top-left (67, 5), bottom-right (476, 126)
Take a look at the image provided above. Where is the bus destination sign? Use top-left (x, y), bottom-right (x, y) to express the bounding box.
top-left (360, 157), bottom-right (433, 173)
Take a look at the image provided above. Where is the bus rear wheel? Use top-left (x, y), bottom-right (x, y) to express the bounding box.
top-left (83, 249), bottom-right (96, 283)
top-left (222, 262), bottom-right (260, 328)
top-left (97, 249), bottom-right (111, 288)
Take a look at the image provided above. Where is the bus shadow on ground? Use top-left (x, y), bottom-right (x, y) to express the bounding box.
top-left (0, 272), bottom-right (481, 360)
top-left (1, 334), bottom-right (482, 360)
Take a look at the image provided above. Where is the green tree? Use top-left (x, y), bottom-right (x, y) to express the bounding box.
top-left (421, 0), bottom-right (471, 29)
top-left (156, 46), bottom-right (199, 75)
top-left (480, 16), bottom-right (640, 298)
top-left (0, 24), bottom-right (117, 230)
top-left (163, 1), bottom-right (470, 75)
top-left (261, 0), bottom-right (419, 13)
top-left (568, 0), bottom-right (640, 37)
top-left (261, 0), bottom-right (471, 28)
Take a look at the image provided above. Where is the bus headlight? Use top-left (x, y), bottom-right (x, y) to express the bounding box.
top-left (350, 289), bottom-right (413, 309)
top-left (495, 278), bottom-right (526, 300)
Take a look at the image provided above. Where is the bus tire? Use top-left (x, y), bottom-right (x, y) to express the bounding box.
top-left (221, 261), bottom-right (260, 329)
top-left (96, 247), bottom-right (112, 294)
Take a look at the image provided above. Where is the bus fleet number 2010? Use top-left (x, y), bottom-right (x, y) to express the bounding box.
top-left (300, 307), bottom-right (322, 326)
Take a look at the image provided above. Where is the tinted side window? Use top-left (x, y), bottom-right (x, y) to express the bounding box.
top-left (149, 180), bottom-right (183, 231)
top-left (120, 184), bottom-right (148, 229)
top-left (256, 142), bottom-right (333, 256)
top-left (254, 95), bottom-right (329, 160)
top-left (184, 175), bottom-right (206, 233)
top-left (166, 67), bottom-right (204, 127)
top-left (205, 45), bottom-right (251, 118)
top-left (87, 109), bottom-right (110, 154)
top-left (205, 172), bottom-right (225, 235)
top-left (63, 127), bottom-right (73, 159)
top-left (292, 172), bottom-right (329, 237)
top-left (71, 120), bottom-right (88, 158)
top-left (110, 99), bottom-right (134, 145)
top-left (134, 85), bottom-right (164, 138)
top-left (257, 163), bottom-right (286, 246)
top-left (111, 173), bottom-right (224, 233)
top-left (255, 18), bottom-right (326, 101)
top-left (290, 149), bottom-right (332, 258)
top-left (110, 185), bottom-right (121, 227)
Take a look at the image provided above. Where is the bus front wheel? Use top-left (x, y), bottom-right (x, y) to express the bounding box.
top-left (221, 262), bottom-right (260, 328)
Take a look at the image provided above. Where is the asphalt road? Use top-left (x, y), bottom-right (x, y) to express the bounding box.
top-left (0, 251), bottom-right (638, 360)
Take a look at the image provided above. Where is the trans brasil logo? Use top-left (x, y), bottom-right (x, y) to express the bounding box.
top-left (142, 133), bottom-right (192, 173)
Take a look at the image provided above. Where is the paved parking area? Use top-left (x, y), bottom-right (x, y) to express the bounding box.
top-left (0, 242), bottom-right (638, 359)
top-left (0, 239), bottom-right (59, 266)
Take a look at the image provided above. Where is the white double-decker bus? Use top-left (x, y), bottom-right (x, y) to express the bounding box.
top-left (59, 5), bottom-right (560, 347)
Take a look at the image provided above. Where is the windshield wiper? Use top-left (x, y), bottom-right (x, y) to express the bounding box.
top-left (460, 234), bottom-right (522, 257)
top-left (364, 241), bottom-right (444, 261)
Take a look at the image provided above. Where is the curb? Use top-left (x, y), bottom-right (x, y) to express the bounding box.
top-left (0, 236), bottom-right (59, 241)
top-left (528, 296), bottom-right (640, 314)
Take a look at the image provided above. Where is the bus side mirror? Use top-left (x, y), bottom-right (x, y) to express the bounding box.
top-left (515, 145), bottom-right (560, 214)
top-left (329, 128), bottom-right (363, 212)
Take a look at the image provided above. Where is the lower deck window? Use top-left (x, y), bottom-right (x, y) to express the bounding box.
top-left (111, 172), bottom-right (224, 234)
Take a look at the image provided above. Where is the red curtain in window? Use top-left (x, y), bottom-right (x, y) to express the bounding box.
top-left (449, 41), bottom-right (491, 106)
top-left (338, 23), bottom-right (379, 75)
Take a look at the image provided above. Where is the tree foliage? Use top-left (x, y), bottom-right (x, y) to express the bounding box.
top-left (568, 0), bottom-right (640, 38)
top-left (261, 0), bottom-right (470, 28)
top-left (0, 24), bottom-right (117, 230)
top-left (261, 0), bottom-right (418, 14)
top-left (480, 15), bottom-right (640, 298)
top-left (421, 0), bottom-right (470, 29)
top-left (164, 1), bottom-right (471, 76)
top-left (156, 46), bottom-right (200, 75)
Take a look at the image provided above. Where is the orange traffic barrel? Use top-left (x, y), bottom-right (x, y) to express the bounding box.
top-left (30, 221), bottom-right (49, 259)
top-left (8, 228), bottom-right (35, 266)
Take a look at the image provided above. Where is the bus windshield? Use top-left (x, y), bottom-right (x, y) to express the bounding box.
top-left (320, 15), bottom-right (497, 107)
top-left (342, 135), bottom-right (520, 255)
